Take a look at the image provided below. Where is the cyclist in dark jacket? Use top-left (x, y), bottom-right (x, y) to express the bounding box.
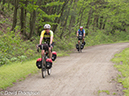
top-left (76, 26), bottom-right (85, 45)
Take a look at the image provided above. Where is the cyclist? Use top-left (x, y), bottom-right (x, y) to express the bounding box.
top-left (38, 24), bottom-right (54, 60)
top-left (76, 26), bottom-right (86, 45)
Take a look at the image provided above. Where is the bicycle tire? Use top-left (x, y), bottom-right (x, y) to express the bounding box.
top-left (42, 56), bottom-right (46, 78)
top-left (42, 67), bottom-right (46, 78)
top-left (47, 69), bottom-right (51, 75)
top-left (79, 42), bottom-right (82, 53)
top-left (78, 43), bottom-right (81, 52)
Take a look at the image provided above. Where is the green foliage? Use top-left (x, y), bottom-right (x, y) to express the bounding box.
top-left (54, 36), bottom-right (76, 51)
top-left (42, 1), bottom-right (64, 7)
top-left (0, 59), bottom-right (39, 90)
top-left (0, 30), bottom-right (38, 65)
top-left (112, 48), bottom-right (129, 96)
top-left (98, 90), bottom-right (110, 95)
top-left (85, 28), bottom-right (129, 46)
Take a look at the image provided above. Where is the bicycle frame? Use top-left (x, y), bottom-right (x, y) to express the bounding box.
top-left (78, 36), bottom-right (83, 52)
top-left (78, 40), bottom-right (82, 52)
top-left (39, 44), bottom-right (51, 78)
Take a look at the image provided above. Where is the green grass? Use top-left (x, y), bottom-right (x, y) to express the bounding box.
top-left (98, 90), bottom-right (110, 95)
top-left (113, 93), bottom-right (116, 95)
top-left (0, 50), bottom-right (71, 90)
top-left (0, 59), bottom-right (39, 90)
top-left (112, 48), bottom-right (129, 96)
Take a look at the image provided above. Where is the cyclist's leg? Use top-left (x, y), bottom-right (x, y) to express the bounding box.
top-left (78, 40), bottom-right (80, 44)
top-left (48, 47), bottom-right (52, 59)
top-left (82, 37), bottom-right (85, 45)
top-left (41, 50), bottom-right (45, 59)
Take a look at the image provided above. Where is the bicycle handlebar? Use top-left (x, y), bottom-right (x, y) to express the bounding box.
top-left (37, 43), bottom-right (50, 52)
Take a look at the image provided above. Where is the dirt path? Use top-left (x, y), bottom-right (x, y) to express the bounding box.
top-left (2, 43), bottom-right (129, 96)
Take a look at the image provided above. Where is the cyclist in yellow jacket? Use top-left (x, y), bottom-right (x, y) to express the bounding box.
top-left (39, 24), bottom-right (54, 60)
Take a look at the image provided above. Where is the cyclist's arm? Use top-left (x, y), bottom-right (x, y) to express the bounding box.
top-left (50, 30), bottom-right (53, 45)
top-left (39, 31), bottom-right (44, 45)
top-left (39, 37), bottom-right (43, 45)
top-left (83, 29), bottom-right (85, 37)
top-left (50, 36), bottom-right (53, 45)
top-left (77, 30), bottom-right (79, 37)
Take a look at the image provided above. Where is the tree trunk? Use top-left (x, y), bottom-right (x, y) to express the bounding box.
top-left (20, 6), bottom-right (24, 33)
top-left (96, 16), bottom-right (99, 28)
top-left (69, 15), bottom-right (75, 27)
top-left (20, 0), bottom-right (28, 38)
top-left (80, 8), bottom-right (85, 26)
top-left (20, 6), bottom-right (26, 36)
top-left (102, 18), bottom-right (107, 29)
top-left (93, 15), bottom-right (99, 29)
top-left (11, 0), bottom-right (19, 31)
top-left (60, 0), bottom-right (73, 39)
top-left (29, 10), bottom-right (36, 40)
top-left (2, 0), bottom-right (6, 11)
top-left (64, 15), bottom-right (76, 36)
top-left (86, 8), bottom-right (93, 29)
top-left (99, 16), bottom-right (103, 29)
top-left (77, 7), bottom-right (83, 27)
top-left (60, 12), bottom-right (70, 39)
top-left (48, 0), bottom-right (54, 15)
top-left (52, 0), bottom-right (69, 33)
top-left (8, 0), bottom-right (11, 9)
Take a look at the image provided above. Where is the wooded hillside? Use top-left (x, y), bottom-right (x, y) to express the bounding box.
top-left (1, 0), bottom-right (129, 39)
top-left (0, 0), bottom-right (129, 65)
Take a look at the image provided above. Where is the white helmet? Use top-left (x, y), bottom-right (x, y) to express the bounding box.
top-left (44, 24), bottom-right (51, 29)
top-left (80, 26), bottom-right (83, 29)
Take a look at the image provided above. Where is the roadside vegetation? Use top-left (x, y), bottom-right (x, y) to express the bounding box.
top-left (112, 48), bottom-right (129, 96)
top-left (0, 0), bottom-right (129, 93)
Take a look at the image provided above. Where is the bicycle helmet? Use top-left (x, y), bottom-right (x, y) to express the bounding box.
top-left (44, 24), bottom-right (51, 29)
top-left (80, 26), bottom-right (83, 29)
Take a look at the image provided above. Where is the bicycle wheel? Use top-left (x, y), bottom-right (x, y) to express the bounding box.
top-left (42, 66), bottom-right (46, 78)
top-left (80, 43), bottom-right (83, 53)
top-left (47, 69), bottom-right (51, 75)
top-left (78, 43), bottom-right (81, 53)
top-left (41, 56), bottom-right (46, 78)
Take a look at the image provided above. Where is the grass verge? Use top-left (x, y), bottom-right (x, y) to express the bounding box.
top-left (0, 50), bottom-right (71, 91)
top-left (112, 48), bottom-right (129, 96)
top-left (0, 59), bottom-right (40, 90)
top-left (98, 90), bottom-right (110, 95)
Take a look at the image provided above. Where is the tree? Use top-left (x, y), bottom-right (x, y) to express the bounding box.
top-left (11, 0), bottom-right (19, 31)
top-left (2, 0), bottom-right (5, 11)
top-left (52, 0), bottom-right (69, 33)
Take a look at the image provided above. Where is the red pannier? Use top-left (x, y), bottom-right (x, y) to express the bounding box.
top-left (36, 58), bottom-right (42, 69)
top-left (52, 51), bottom-right (57, 61)
top-left (46, 58), bottom-right (52, 69)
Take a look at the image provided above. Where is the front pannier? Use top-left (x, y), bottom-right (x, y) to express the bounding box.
top-left (52, 51), bottom-right (57, 61)
top-left (81, 44), bottom-right (84, 49)
top-left (76, 44), bottom-right (79, 49)
top-left (36, 58), bottom-right (42, 69)
top-left (46, 58), bottom-right (52, 69)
